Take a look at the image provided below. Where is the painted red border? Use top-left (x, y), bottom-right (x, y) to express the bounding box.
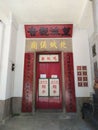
top-left (25, 24), bottom-right (73, 38)
top-left (64, 53), bottom-right (76, 112)
top-left (22, 53), bottom-right (34, 112)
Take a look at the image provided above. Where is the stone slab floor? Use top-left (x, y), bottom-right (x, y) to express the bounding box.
top-left (0, 113), bottom-right (98, 130)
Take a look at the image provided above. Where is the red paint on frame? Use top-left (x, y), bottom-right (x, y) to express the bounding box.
top-left (64, 53), bottom-right (76, 112)
top-left (78, 77), bottom-right (82, 81)
top-left (83, 82), bottom-right (88, 87)
top-left (77, 71), bottom-right (82, 76)
top-left (22, 53), bottom-right (34, 112)
top-left (83, 77), bottom-right (88, 81)
top-left (25, 24), bottom-right (73, 38)
top-left (77, 66), bottom-right (81, 70)
top-left (83, 72), bottom-right (87, 75)
top-left (78, 82), bottom-right (83, 87)
top-left (82, 66), bottom-right (87, 70)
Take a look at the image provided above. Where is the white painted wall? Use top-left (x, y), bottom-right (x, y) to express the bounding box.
top-left (6, 18), bottom-right (18, 98)
top-left (0, 14), bottom-right (18, 100)
top-left (0, 22), bottom-right (4, 61)
top-left (73, 27), bottom-right (92, 97)
top-left (14, 24), bottom-right (25, 97)
top-left (87, 15), bottom-right (94, 38)
top-left (0, 22), bottom-right (4, 79)
top-left (0, 15), bottom-right (12, 100)
top-left (0, 22), bottom-right (5, 100)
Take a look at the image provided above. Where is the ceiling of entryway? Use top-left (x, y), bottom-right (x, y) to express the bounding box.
top-left (0, 0), bottom-right (93, 28)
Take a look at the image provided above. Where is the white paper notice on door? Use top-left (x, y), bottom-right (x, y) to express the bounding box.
top-left (49, 78), bottom-right (59, 96)
top-left (39, 79), bottom-right (48, 96)
top-left (40, 74), bottom-right (46, 78)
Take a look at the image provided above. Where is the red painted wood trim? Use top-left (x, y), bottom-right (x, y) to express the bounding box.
top-left (22, 53), bottom-right (34, 112)
top-left (64, 53), bottom-right (76, 112)
top-left (25, 24), bottom-right (73, 38)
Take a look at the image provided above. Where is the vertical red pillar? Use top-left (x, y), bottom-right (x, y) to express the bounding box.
top-left (64, 53), bottom-right (76, 112)
top-left (22, 53), bottom-right (34, 112)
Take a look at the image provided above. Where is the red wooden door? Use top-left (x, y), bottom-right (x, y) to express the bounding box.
top-left (36, 52), bottom-right (62, 109)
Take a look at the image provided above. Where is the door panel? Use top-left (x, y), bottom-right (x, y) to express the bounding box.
top-left (36, 52), bottom-right (62, 109)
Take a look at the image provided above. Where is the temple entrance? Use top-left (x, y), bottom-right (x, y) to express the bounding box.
top-left (22, 24), bottom-right (76, 112)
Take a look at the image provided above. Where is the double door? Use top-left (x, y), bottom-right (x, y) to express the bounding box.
top-left (36, 52), bottom-right (63, 109)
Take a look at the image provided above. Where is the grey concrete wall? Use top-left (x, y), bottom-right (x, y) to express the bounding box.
top-left (0, 98), bottom-right (12, 123)
top-left (0, 97), bottom-right (91, 123)
top-left (12, 97), bottom-right (22, 114)
top-left (11, 97), bottom-right (91, 116)
top-left (0, 101), bottom-right (5, 121)
top-left (76, 97), bottom-right (91, 116)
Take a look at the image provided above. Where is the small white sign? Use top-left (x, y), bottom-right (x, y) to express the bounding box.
top-left (40, 74), bottom-right (46, 78)
top-left (39, 79), bottom-right (48, 96)
top-left (49, 78), bottom-right (59, 96)
top-left (39, 54), bottom-right (59, 62)
top-left (51, 75), bottom-right (58, 78)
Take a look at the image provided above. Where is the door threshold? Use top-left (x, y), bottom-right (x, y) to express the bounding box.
top-left (35, 109), bottom-right (63, 113)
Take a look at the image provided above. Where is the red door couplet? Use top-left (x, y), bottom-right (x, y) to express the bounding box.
top-left (64, 53), bottom-right (76, 112)
top-left (22, 53), bottom-right (34, 112)
top-left (36, 52), bottom-right (63, 109)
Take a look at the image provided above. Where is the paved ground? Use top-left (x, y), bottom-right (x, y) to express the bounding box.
top-left (0, 113), bottom-right (97, 130)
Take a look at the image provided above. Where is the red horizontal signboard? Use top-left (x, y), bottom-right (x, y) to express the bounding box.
top-left (25, 24), bottom-right (73, 38)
